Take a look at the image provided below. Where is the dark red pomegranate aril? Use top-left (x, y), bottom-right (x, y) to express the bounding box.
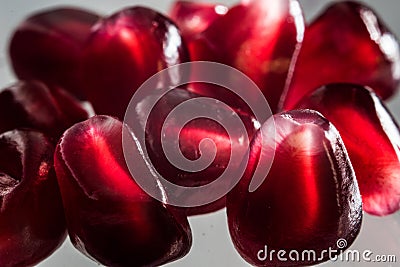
top-left (227, 110), bottom-right (362, 266)
top-left (137, 88), bottom-right (258, 215)
top-left (0, 81), bottom-right (89, 140)
top-left (54, 115), bottom-right (192, 267)
top-left (50, 85), bottom-right (93, 125)
top-left (189, 0), bottom-right (304, 112)
top-left (281, 1), bottom-right (400, 110)
top-left (169, 0), bottom-right (228, 41)
top-left (0, 130), bottom-right (66, 267)
top-left (9, 7), bottom-right (100, 100)
top-left (296, 83), bottom-right (400, 216)
top-left (81, 6), bottom-right (189, 119)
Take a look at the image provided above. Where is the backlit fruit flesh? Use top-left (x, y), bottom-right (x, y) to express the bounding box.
top-left (134, 88), bottom-right (258, 215)
top-left (81, 6), bottom-right (189, 119)
top-left (9, 7), bottom-right (100, 100)
top-left (281, 1), bottom-right (400, 110)
top-left (0, 130), bottom-right (66, 267)
top-left (296, 83), bottom-right (400, 216)
top-left (227, 109), bottom-right (362, 266)
top-left (54, 115), bottom-right (192, 267)
top-left (169, 0), bottom-right (228, 41)
top-left (188, 0), bottom-right (304, 112)
top-left (0, 81), bottom-right (89, 141)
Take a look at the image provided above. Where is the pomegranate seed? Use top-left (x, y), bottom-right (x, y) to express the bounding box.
top-left (227, 109), bottom-right (362, 266)
top-left (282, 1), bottom-right (400, 110)
top-left (0, 130), bottom-right (66, 267)
top-left (9, 7), bottom-right (100, 99)
top-left (81, 6), bottom-right (189, 119)
top-left (139, 88), bottom-right (257, 215)
top-left (0, 81), bottom-right (89, 140)
top-left (54, 115), bottom-right (192, 266)
top-left (49, 85), bottom-right (93, 126)
top-left (169, 0), bottom-right (228, 41)
top-left (296, 83), bottom-right (400, 216)
top-left (189, 0), bottom-right (304, 112)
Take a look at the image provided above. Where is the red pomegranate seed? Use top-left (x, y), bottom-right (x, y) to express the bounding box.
top-left (0, 81), bottom-right (89, 140)
top-left (169, 0), bottom-right (228, 41)
top-left (81, 6), bottom-right (189, 119)
top-left (0, 130), bottom-right (66, 267)
top-left (49, 85), bottom-right (93, 125)
top-left (281, 1), bottom-right (400, 110)
top-left (54, 115), bottom-right (192, 266)
top-left (296, 83), bottom-right (400, 216)
top-left (227, 109), bottom-right (362, 266)
top-left (9, 7), bottom-right (100, 99)
top-left (189, 0), bottom-right (304, 112)
top-left (140, 88), bottom-right (257, 215)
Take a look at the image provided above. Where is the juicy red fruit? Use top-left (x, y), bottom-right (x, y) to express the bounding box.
top-left (282, 1), bottom-right (400, 110)
top-left (227, 110), bottom-right (362, 266)
top-left (0, 130), bottom-right (66, 267)
top-left (136, 88), bottom-right (257, 215)
top-left (296, 83), bottom-right (400, 216)
top-left (82, 6), bottom-right (189, 119)
top-left (9, 7), bottom-right (100, 99)
top-left (169, 0), bottom-right (228, 41)
top-left (189, 0), bottom-right (304, 112)
top-left (54, 115), bottom-right (192, 267)
top-left (0, 81), bottom-right (89, 140)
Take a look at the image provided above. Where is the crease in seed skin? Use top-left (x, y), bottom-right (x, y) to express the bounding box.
top-left (59, 127), bottom-right (99, 201)
top-left (323, 140), bottom-right (341, 210)
top-left (128, 127), bottom-right (168, 204)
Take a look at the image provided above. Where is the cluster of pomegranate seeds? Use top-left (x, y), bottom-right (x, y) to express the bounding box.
top-left (81, 6), bottom-right (189, 119)
top-left (227, 110), bottom-right (362, 266)
top-left (296, 84), bottom-right (400, 216)
top-left (54, 116), bottom-right (192, 267)
top-left (1, 0), bottom-right (400, 266)
top-left (0, 130), bottom-right (66, 267)
top-left (9, 7), bottom-right (100, 100)
top-left (282, 1), bottom-right (400, 110)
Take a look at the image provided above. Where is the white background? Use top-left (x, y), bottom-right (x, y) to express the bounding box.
top-left (0, 0), bottom-right (400, 266)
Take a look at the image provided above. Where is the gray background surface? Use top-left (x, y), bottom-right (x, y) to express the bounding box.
top-left (0, 0), bottom-right (399, 266)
